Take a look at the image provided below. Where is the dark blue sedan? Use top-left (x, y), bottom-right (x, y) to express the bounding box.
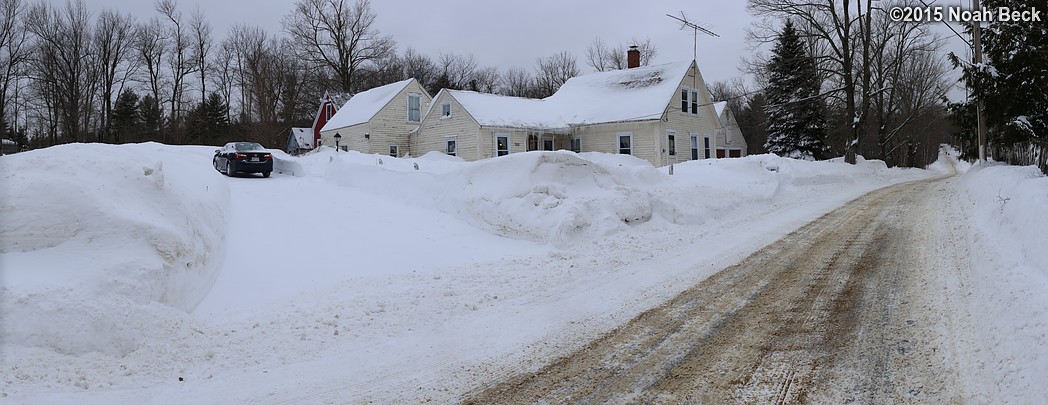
top-left (213, 142), bottom-right (273, 177)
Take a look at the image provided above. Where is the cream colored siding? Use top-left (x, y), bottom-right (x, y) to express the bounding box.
top-left (320, 79), bottom-right (431, 156)
top-left (414, 92), bottom-right (482, 158)
top-left (715, 108), bottom-right (748, 157)
top-left (661, 64), bottom-right (718, 164)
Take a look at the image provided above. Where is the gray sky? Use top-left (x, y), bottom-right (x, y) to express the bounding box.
top-left (85, 0), bottom-right (968, 99)
top-left (86, 0), bottom-right (753, 83)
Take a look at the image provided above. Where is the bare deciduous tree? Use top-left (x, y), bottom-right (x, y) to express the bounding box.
top-left (157, 0), bottom-right (196, 136)
top-left (0, 0), bottom-right (30, 134)
top-left (584, 37), bottom-right (658, 72)
top-left (283, 0), bottom-right (395, 93)
top-left (499, 66), bottom-right (535, 98)
top-left (534, 50), bottom-right (578, 98)
top-left (27, 0), bottom-right (96, 144)
top-left (401, 46), bottom-right (436, 89)
top-left (94, 9), bottom-right (136, 143)
top-left (190, 7), bottom-right (211, 103)
top-left (135, 17), bottom-right (166, 138)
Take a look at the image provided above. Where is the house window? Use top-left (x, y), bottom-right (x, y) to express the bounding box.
top-left (495, 134), bottom-right (509, 156)
top-left (618, 132), bottom-right (633, 155)
top-left (704, 135), bottom-right (711, 159)
top-left (407, 93), bottom-right (421, 122)
top-left (667, 130), bottom-right (676, 156)
top-left (690, 133), bottom-right (698, 160)
top-left (527, 133), bottom-right (538, 151)
top-left (691, 90), bottom-right (699, 114)
top-left (681, 89), bottom-right (688, 112)
top-left (389, 145), bottom-right (399, 157)
top-left (571, 136), bottom-right (581, 153)
top-left (441, 102), bottom-right (451, 118)
top-left (341, 145), bottom-right (348, 152)
top-left (445, 136), bottom-right (457, 156)
top-left (543, 138), bottom-right (553, 151)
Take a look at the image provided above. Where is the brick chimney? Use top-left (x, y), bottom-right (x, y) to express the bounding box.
top-left (627, 45), bottom-right (640, 69)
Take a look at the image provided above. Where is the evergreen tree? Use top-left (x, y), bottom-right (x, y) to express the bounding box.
top-left (951, 0), bottom-right (1046, 167)
top-left (186, 92), bottom-right (230, 146)
top-left (138, 95), bottom-right (163, 142)
top-left (763, 20), bottom-right (829, 160)
top-left (111, 89), bottom-right (141, 143)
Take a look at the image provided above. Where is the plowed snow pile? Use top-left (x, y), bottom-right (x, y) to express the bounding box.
top-left (3, 143), bottom-right (955, 404)
top-left (955, 163), bottom-right (1048, 402)
top-left (1, 143), bottom-right (229, 357)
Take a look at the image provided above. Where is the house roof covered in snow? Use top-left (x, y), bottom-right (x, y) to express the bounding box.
top-left (713, 101), bottom-right (728, 117)
top-left (544, 60), bottom-right (695, 125)
top-left (321, 78), bottom-right (415, 132)
top-left (441, 89), bottom-right (567, 130)
top-left (290, 127), bottom-right (312, 149)
top-left (425, 61), bottom-right (698, 130)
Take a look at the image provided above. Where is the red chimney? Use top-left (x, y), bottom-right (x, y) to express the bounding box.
top-left (627, 45), bottom-right (640, 69)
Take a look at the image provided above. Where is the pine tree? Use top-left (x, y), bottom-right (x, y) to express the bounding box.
top-left (111, 89), bottom-right (141, 143)
top-left (138, 95), bottom-right (163, 142)
top-left (951, 0), bottom-right (1046, 169)
top-left (763, 20), bottom-right (829, 160)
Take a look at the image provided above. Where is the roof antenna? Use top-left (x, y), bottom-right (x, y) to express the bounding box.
top-left (666, 11), bottom-right (719, 62)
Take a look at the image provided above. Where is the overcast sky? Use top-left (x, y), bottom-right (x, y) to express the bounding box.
top-left (84, 0), bottom-right (968, 98)
top-left (84, 0), bottom-right (751, 82)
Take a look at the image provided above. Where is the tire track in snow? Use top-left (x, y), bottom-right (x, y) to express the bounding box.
top-left (464, 177), bottom-right (965, 404)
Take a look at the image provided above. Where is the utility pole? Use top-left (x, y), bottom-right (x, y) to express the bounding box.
top-left (666, 12), bottom-right (720, 62)
top-left (972, 0), bottom-right (987, 163)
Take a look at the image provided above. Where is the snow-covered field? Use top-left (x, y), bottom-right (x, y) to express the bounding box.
top-left (1, 143), bottom-right (1044, 403)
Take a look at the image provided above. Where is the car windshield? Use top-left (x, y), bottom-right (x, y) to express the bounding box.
top-left (234, 142), bottom-right (265, 152)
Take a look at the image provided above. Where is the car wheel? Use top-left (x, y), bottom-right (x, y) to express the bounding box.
top-left (225, 161), bottom-right (232, 176)
top-left (262, 171), bottom-right (271, 178)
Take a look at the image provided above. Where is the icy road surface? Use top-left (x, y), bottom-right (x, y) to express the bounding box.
top-left (466, 176), bottom-right (972, 403)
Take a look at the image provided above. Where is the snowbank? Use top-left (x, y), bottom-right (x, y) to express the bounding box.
top-left (955, 163), bottom-right (1048, 401)
top-left (0, 144), bottom-right (941, 403)
top-left (0, 143), bottom-right (230, 356)
top-left (319, 150), bottom-right (933, 245)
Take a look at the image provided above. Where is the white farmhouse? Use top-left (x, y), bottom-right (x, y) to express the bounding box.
top-left (413, 49), bottom-right (723, 166)
top-left (319, 78), bottom-right (432, 157)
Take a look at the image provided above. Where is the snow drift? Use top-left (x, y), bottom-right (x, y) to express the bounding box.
top-left (0, 143), bottom-right (230, 356)
top-left (955, 163), bottom-right (1048, 401)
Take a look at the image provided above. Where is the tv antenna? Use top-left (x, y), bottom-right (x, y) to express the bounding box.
top-left (666, 11), bottom-right (719, 61)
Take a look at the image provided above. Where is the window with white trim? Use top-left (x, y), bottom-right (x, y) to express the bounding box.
top-left (389, 145), bottom-right (399, 157)
top-left (618, 132), bottom-right (633, 155)
top-left (445, 136), bottom-right (457, 156)
top-left (407, 93), bottom-right (421, 122)
top-left (704, 135), bottom-right (711, 159)
top-left (681, 88), bottom-right (700, 115)
top-left (441, 102), bottom-right (451, 118)
top-left (571, 136), bottom-right (581, 153)
top-left (495, 134), bottom-right (509, 156)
